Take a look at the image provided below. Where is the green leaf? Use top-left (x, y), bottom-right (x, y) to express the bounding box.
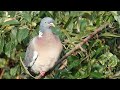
top-left (52, 27), bottom-right (60, 36)
top-left (64, 17), bottom-right (73, 29)
top-left (74, 71), bottom-right (81, 78)
top-left (90, 72), bottom-right (103, 79)
top-left (2, 20), bottom-right (19, 26)
top-left (17, 28), bottom-right (29, 43)
top-left (31, 29), bottom-right (38, 37)
top-left (80, 18), bottom-right (88, 30)
top-left (92, 63), bottom-right (103, 71)
top-left (11, 28), bottom-right (17, 38)
top-left (8, 11), bottom-right (16, 17)
top-left (0, 58), bottom-right (7, 68)
top-left (68, 56), bottom-right (79, 62)
top-left (52, 27), bottom-right (65, 41)
top-left (111, 11), bottom-right (118, 16)
top-left (70, 11), bottom-right (84, 17)
top-left (3, 72), bottom-right (11, 79)
top-left (98, 52), bottom-right (119, 67)
top-left (5, 41), bottom-right (12, 57)
top-left (108, 55), bottom-right (119, 67)
top-left (68, 61), bottom-right (80, 70)
top-left (45, 11), bottom-right (53, 17)
top-left (10, 67), bottom-right (18, 76)
top-left (10, 28), bottom-right (18, 46)
top-left (111, 11), bottom-right (120, 25)
top-left (98, 52), bottom-right (110, 65)
top-left (22, 12), bottom-right (31, 23)
top-left (0, 11), bottom-right (4, 17)
top-left (0, 36), bottom-right (4, 53)
top-left (0, 18), bottom-right (4, 25)
top-left (101, 32), bottom-right (120, 38)
top-left (94, 46), bottom-right (106, 58)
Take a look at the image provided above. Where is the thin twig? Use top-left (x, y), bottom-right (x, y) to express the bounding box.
top-left (0, 69), bottom-right (5, 79)
top-left (20, 57), bottom-right (43, 79)
top-left (19, 57), bottom-right (36, 79)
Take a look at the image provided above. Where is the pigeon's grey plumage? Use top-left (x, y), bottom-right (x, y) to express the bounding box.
top-left (24, 17), bottom-right (63, 76)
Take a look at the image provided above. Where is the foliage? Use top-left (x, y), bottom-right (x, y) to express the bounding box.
top-left (0, 11), bottom-right (120, 79)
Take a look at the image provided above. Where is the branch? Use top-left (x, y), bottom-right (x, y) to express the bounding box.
top-left (20, 57), bottom-right (44, 79)
top-left (19, 57), bottom-right (36, 79)
top-left (0, 69), bottom-right (5, 79)
top-left (36, 22), bottom-right (109, 79)
top-left (56, 23), bottom-right (109, 66)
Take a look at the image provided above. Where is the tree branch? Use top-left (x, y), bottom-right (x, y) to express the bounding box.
top-left (0, 69), bottom-right (5, 79)
top-left (57, 23), bottom-right (109, 65)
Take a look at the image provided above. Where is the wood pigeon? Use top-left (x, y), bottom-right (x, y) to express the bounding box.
top-left (24, 17), bottom-right (63, 77)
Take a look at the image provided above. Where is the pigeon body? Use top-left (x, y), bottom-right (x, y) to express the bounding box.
top-left (24, 17), bottom-right (63, 76)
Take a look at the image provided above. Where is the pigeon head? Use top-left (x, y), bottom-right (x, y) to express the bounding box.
top-left (40, 17), bottom-right (55, 33)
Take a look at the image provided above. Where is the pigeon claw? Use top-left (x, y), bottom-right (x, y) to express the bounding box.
top-left (40, 71), bottom-right (46, 76)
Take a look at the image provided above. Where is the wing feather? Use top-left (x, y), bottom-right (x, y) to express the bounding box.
top-left (24, 39), bottom-right (38, 68)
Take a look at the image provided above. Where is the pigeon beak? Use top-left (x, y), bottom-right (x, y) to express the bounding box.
top-left (49, 23), bottom-right (55, 27)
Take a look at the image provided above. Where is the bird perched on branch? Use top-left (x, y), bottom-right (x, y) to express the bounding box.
top-left (24, 17), bottom-right (63, 77)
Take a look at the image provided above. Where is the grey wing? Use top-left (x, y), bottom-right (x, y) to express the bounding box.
top-left (24, 44), bottom-right (38, 68)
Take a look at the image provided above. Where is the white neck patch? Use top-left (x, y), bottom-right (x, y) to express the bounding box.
top-left (39, 31), bottom-right (43, 38)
